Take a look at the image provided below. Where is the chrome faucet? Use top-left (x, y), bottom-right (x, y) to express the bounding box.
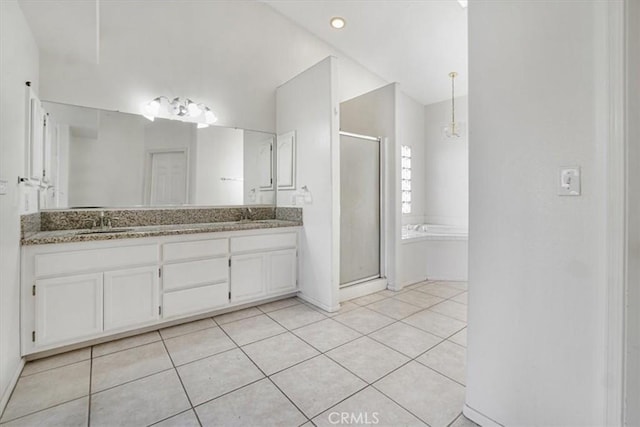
top-left (97, 211), bottom-right (118, 229)
top-left (242, 207), bottom-right (253, 221)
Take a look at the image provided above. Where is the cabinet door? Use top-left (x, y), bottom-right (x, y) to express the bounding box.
top-left (104, 267), bottom-right (159, 330)
top-left (267, 249), bottom-right (297, 294)
top-left (35, 273), bottom-right (103, 346)
top-left (230, 254), bottom-right (266, 303)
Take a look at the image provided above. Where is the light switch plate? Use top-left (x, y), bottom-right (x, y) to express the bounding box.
top-left (558, 166), bottom-right (581, 196)
top-left (0, 179), bottom-right (8, 195)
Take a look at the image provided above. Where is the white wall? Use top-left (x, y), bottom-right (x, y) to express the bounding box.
top-left (25, 1), bottom-right (386, 133)
top-left (466, 2), bottom-right (610, 425)
top-left (277, 57), bottom-right (340, 311)
top-left (0, 0), bottom-right (39, 409)
top-left (397, 91), bottom-right (427, 226)
top-left (424, 96), bottom-right (469, 227)
top-left (625, 0), bottom-right (640, 424)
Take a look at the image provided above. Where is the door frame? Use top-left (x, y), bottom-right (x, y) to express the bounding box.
top-left (143, 147), bottom-right (190, 205)
top-left (604, 0), bottom-right (635, 425)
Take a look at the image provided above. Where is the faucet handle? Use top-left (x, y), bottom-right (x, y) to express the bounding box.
top-left (106, 217), bottom-right (119, 228)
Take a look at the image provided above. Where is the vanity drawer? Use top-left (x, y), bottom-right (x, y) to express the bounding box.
top-left (163, 239), bottom-right (228, 262)
top-left (35, 245), bottom-right (158, 277)
top-left (163, 257), bottom-right (228, 291)
top-left (163, 283), bottom-right (229, 318)
top-left (230, 233), bottom-right (297, 253)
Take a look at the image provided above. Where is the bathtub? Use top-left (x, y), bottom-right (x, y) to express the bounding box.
top-left (400, 224), bottom-right (468, 285)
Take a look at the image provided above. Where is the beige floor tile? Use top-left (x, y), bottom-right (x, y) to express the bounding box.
top-left (442, 281), bottom-right (468, 291)
top-left (292, 318), bottom-right (362, 352)
top-left (257, 297), bottom-right (300, 313)
top-left (448, 328), bottom-right (467, 347)
top-left (92, 331), bottom-right (161, 357)
top-left (271, 355), bottom-right (366, 418)
top-left (21, 348), bottom-right (91, 377)
top-left (402, 310), bottom-right (466, 338)
top-left (322, 301), bottom-right (360, 317)
top-left (242, 332), bottom-right (319, 375)
top-left (429, 300), bottom-right (467, 322)
top-left (159, 318), bottom-right (216, 339)
top-left (451, 292), bottom-right (468, 305)
top-left (366, 298), bottom-right (423, 320)
top-left (369, 322), bottom-right (442, 358)
top-left (450, 414), bottom-right (480, 427)
top-left (0, 396), bottom-right (88, 427)
top-left (213, 307), bottom-right (262, 325)
top-left (220, 314), bottom-right (286, 345)
top-left (393, 290), bottom-right (444, 309)
top-left (90, 370), bottom-right (190, 427)
top-left (349, 292), bottom-right (387, 306)
top-left (91, 341), bottom-right (173, 392)
top-left (152, 410), bottom-right (200, 427)
top-left (377, 289), bottom-right (409, 297)
top-left (313, 386), bottom-right (425, 427)
top-left (333, 308), bottom-right (395, 335)
top-left (414, 283), bottom-right (465, 299)
top-left (177, 348), bottom-right (264, 406)
top-left (1, 361), bottom-right (90, 423)
top-left (375, 361), bottom-right (465, 427)
top-left (326, 337), bottom-right (409, 383)
top-left (267, 303), bottom-right (326, 330)
top-left (417, 341), bottom-right (467, 385)
top-left (164, 327), bottom-right (236, 366)
top-left (196, 379), bottom-right (307, 427)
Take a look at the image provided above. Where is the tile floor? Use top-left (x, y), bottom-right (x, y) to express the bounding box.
top-left (0, 280), bottom-right (478, 427)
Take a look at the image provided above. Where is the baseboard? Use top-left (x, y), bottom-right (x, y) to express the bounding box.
top-left (463, 404), bottom-right (504, 427)
top-left (0, 358), bottom-right (25, 417)
top-left (339, 278), bottom-right (388, 302)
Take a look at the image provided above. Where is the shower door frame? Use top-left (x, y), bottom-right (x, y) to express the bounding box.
top-left (338, 131), bottom-right (387, 289)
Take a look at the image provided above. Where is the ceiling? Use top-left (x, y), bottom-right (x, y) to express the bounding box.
top-left (264, 0), bottom-right (468, 105)
top-left (18, 0), bottom-right (467, 108)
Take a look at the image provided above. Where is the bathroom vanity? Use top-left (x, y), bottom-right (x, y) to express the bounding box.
top-left (20, 214), bottom-right (301, 357)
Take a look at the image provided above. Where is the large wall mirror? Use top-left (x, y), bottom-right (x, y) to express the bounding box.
top-left (39, 101), bottom-right (276, 208)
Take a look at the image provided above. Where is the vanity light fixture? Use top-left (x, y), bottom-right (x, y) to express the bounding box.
top-left (443, 71), bottom-right (462, 139)
top-left (330, 17), bottom-right (346, 29)
top-left (142, 96), bottom-right (218, 128)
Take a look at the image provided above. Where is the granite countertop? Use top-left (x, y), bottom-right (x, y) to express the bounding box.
top-left (22, 220), bottom-right (302, 245)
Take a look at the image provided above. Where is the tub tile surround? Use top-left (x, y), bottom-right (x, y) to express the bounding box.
top-left (0, 281), bottom-right (476, 427)
top-left (20, 206), bottom-right (303, 245)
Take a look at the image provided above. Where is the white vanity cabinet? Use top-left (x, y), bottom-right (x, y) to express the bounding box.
top-left (34, 273), bottom-right (104, 346)
top-left (21, 227), bottom-right (300, 355)
top-left (230, 233), bottom-right (297, 303)
top-left (161, 238), bottom-right (230, 318)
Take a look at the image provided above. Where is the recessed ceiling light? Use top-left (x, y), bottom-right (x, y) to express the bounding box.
top-left (330, 17), bottom-right (346, 29)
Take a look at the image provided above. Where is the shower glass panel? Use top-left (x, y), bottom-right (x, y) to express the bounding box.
top-left (339, 132), bottom-right (381, 287)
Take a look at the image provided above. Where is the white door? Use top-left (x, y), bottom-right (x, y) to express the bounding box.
top-left (267, 249), bottom-right (297, 294)
top-left (149, 151), bottom-right (187, 205)
top-left (104, 267), bottom-right (159, 330)
top-left (35, 273), bottom-right (103, 346)
top-left (230, 253), bottom-right (266, 303)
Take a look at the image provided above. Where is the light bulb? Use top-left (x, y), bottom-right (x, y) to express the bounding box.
top-left (204, 109), bottom-right (217, 124)
top-left (187, 100), bottom-right (202, 117)
top-left (330, 17), bottom-right (346, 29)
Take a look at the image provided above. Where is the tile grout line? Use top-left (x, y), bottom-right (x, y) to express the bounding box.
top-left (157, 334), bottom-right (204, 427)
top-left (87, 347), bottom-right (93, 426)
top-left (215, 322), bottom-right (313, 425)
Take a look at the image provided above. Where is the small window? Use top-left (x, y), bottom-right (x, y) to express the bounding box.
top-left (401, 145), bottom-right (412, 214)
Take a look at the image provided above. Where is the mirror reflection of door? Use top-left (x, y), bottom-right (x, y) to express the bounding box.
top-left (148, 150), bottom-right (187, 205)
